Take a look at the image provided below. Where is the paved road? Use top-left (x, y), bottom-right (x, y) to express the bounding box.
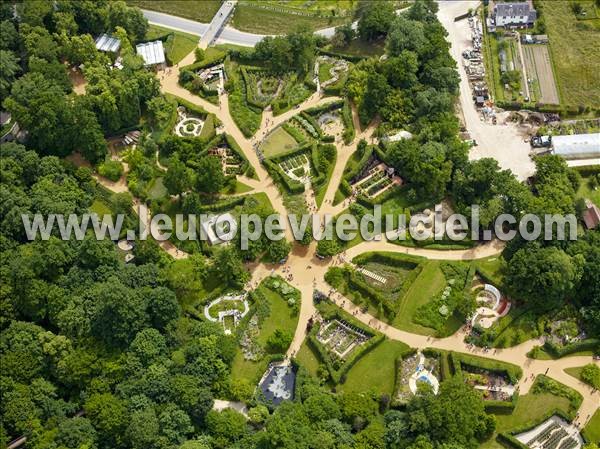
top-left (143, 9), bottom-right (266, 47)
top-left (143, 7), bottom-right (407, 47)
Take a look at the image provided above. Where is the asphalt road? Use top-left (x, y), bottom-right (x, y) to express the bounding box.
top-left (143, 9), bottom-right (265, 47)
top-left (142, 9), bottom-right (358, 47)
top-left (142, 6), bottom-right (410, 47)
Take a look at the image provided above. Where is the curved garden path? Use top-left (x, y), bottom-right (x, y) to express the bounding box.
top-left (78, 44), bottom-right (599, 428)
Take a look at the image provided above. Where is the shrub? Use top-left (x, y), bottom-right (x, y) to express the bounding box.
top-left (97, 160), bottom-right (123, 182)
top-left (581, 363), bottom-right (600, 390)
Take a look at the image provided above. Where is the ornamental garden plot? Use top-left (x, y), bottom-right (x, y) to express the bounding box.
top-left (230, 276), bottom-right (300, 384)
top-left (306, 300), bottom-right (384, 384)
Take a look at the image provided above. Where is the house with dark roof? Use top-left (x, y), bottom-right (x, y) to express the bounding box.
top-left (493, 2), bottom-right (537, 27)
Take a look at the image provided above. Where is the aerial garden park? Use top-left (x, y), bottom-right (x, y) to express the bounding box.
top-left (1, 1), bottom-right (599, 449)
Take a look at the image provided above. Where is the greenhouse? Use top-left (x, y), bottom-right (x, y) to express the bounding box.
top-left (552, 133), bottom-right (600, 160)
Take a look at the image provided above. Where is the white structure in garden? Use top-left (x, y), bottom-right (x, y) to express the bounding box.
top-left (408, 352), bottom-right (440, 395)
top-left (204, 292), bottom-right (249, 334)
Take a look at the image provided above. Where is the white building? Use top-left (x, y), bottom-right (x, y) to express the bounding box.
top-left (552, 133), bottom-right (600, 160)
top-left (200, 213), bottom-right (237, 245)
top-left (383, 130), bottom-right (413, 143)
top-left (95, 34), bottom-right (121, 53)
top-left (493, 2), bottom-right (537, 28)
top-left (135, 40), bottom-right (166, 69)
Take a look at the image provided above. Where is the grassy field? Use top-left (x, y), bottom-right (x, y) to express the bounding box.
top-left (539, 0), bottom-right (600, 108)
top-left (577, 174), bottom-right (600, 207)
top-left (163, 258), bottom-right (222, 309)
top-left (231, 3), bottom-right (348, 34)
top-left (221, 180), bottom-right (254, 195)
top-left (327, 38), bottom-right (386, 58)
top-left (145, 24), bottom-right (198, 64)
top-left (319, 62), bottom-right (334, 84)
top-left (474, 255), bottom-right (506, 286)
top-left (147, 177), bottom-right (167, 200)
top-left (260, 127), bottom-right (299, 158)
top-left (128, 0), bottom-right (222, 23)
top-left (248, 0), bottom-right (355, 13)
top-left (339, 340), bottom-right (411, 396)
top-left (391, 261), bottom-right (447, 336)
top-left (230, 284), bottom-right (299, 383)
top-left (565, 366), bottom-right (585, 382)
top-left (481, 389), bottom-right (574, 448)
top-left (89, 199), bottom-right (112, 216)
top-left (295, 341), bottom-right (321, 378)
top-left (583, 408), bottom-right (600, 443)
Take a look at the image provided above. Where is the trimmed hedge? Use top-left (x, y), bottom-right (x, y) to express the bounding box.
top-left (343, 145), bottom-right (373, 182)
top-left (319, 48), bottom-right (366, 63)
top-left (165, 94), bottom-right (209, 118)
top-left (483, 393), bottom-right (519, 413)
top-left (323, 72), bottom-right (348, 97)
top-left (180, 51), bottom-right (227, 72)
top-left (195, 195), bottom-right (246, 214)
top-left (542, 338), bottom-right (600, 359)
top-left (450, 351), bottom-right (523, 384)
top-left (263, 159), bottom-right (305, 194)
top-left (573, 165), bottom-right (600, 176)
top-left (267, 141), bottom-right (313, 163)
top-left (282, 122), bottom-right (307, 144)
top-left (305, 99), bottom-right (344, 116)
top-left (391, 348), bottom-right (418, 405)
top-left (223, 133), bottom-right (250, 174)
top-left (307, 314), bottom-right (384, 384)
top-left (298, 112), bottom-right (323, 138)
top-left (341, 99), bottom-right (355, 144)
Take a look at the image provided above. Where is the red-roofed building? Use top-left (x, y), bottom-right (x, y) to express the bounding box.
top-left (582, 199), bottom-right (600, 230)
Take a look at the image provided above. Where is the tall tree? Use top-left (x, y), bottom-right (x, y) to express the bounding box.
top-left (195, 156), bottom-right (225, 195)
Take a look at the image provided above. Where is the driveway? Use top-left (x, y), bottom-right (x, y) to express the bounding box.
top-left (437, 1), bottom-right (536, 180)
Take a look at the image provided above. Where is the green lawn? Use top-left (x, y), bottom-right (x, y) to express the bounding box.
top-left (583, 408), bottom-right (600, 443)
top-left (319, 62), bottom-right (334, 84)
top-left (391, 261), bottom-right (447, 336)
top-left (295, 341), bottom-right (321, 378)
top-left (339, 340), bottom-right (410, 396)
top-left (474, 256), bottom-right (506, 286)
top-left (260, 127), bottom-right (299, 158)
top-left (231, 3), bottom-right (348, 34)
top-left (221, 180), bottom-right (253, 195)
top-left (89, 199), bottom-right (112, 216)
top-left (481, 391), bottom-right (574, 449)
top-left (145, 24), bottom-right (199, 64)
top-left (230, 284), bottom-right (299, 383)
top-left (128, 0), bottom-right (222, 23)
top-left (327, 38), bottom-right (386, 58)
top-left (540, 0), bottom-right (600, 108)
top-left (565, 366), bottom-right (585, 381)
top-left (483, 308), bottom-right (541, 348)
top-left (147, 177), bottom-right (167, 200)
top-left (531, 347), bottom-right (595, 360)
top-left (163, 258), bottom-right (222, 310)
top-left (577, 174), bottom-right (600, 207)
top-left (251, 0), bottom-right (355, 13)
top-left (565, 364), bottom-right (600, 390)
